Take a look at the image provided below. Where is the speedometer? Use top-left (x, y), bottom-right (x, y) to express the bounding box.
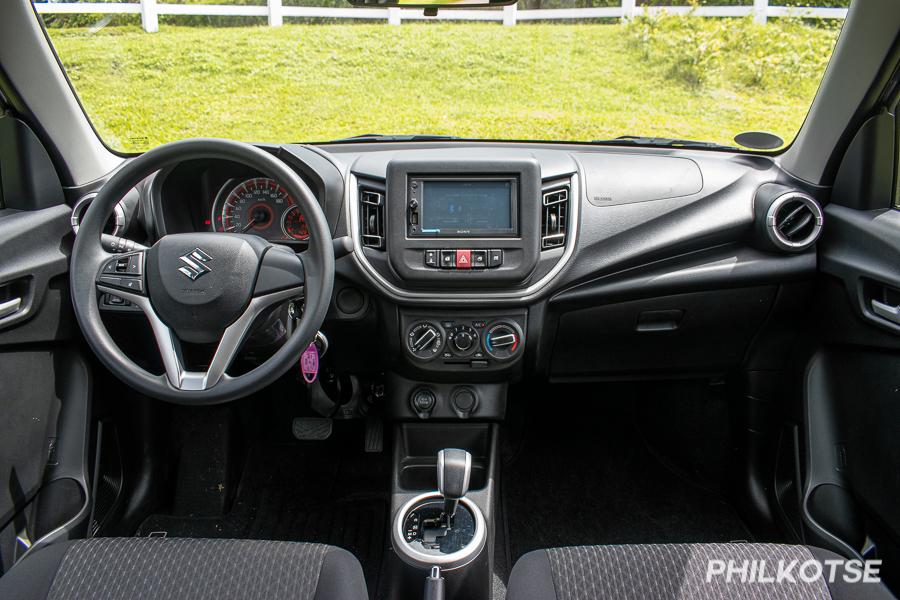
top-left (213, 177), bottom-right (309, 242)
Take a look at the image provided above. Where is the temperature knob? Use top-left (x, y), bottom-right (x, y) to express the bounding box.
top-left (407, 322), bottom-right (444, 360)
top-left (484, 322), bottom-right (523, 360)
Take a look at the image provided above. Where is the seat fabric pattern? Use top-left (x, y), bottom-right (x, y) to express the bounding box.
top-left (45, 537), bottom-right (329, 600)
top-left (546, 543), bottom-right (830, 600)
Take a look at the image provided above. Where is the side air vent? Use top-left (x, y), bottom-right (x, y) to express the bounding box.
top-left (360, 189), bottom-right (384, 249)
top-left (765, 192), bottom-right (823, 252)
top-left (71, 193), bottom-right (125, 236)
top-left (541, 187), bottom-right (569, 250)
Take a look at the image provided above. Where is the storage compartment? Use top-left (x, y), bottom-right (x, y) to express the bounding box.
top-left (396, 423), bottom-right (490, 492)
top-left (550, 286), bottom-right (776, 377)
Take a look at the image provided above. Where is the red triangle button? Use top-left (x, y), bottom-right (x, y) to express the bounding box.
top-left (456, 249), bottom-right (471, 269)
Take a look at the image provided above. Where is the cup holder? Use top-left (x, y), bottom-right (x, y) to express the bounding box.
top-left (392, 492), bottom-right (486, 570)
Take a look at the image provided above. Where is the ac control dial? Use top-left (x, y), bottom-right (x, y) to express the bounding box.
top-left (407, 322), bottom-right (444, 360)
top-left (448, 325), bottom-right (479, 356)
top-left (484, 322), bottom-right (523, 360)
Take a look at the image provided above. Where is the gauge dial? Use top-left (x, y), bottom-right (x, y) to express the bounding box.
top-left (281, 205), bottom-right (310, 241)
top-left (214, 177), bottom-right (308, 242)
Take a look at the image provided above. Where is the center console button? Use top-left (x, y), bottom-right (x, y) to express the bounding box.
top-left (455, 249), bottom-right (471, 269)
top-left (440, 250), bottom-right (456, 269)
top-left (424, 249), bottom-right (439, 267)
top-left (471, 250), bottom-right (487, 268)
top-left (411, 388), bottom-right (436, 412)
top-left (488, 249), bottom-right (503, 268)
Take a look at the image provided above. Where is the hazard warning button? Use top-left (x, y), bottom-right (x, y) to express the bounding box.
top-left (456, 249), bottom-right (472, 269)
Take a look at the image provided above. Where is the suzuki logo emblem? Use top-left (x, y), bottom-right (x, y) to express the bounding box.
top-left (178, 248), bottom-right (212, 281)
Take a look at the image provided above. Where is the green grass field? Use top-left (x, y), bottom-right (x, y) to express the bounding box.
top-left (47, 19), bottom-right (840, 152)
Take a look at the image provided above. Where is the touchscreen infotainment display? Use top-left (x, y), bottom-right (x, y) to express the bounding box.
top-left (418, 179), bottom-right (516, 237)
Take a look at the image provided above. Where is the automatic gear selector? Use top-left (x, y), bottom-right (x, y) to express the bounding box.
top-left (437, 448), bottom-right (471, 522)
top-left (392, 448), bottom-right (485, 570)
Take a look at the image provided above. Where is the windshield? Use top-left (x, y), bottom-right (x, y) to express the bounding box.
top-left (39, 2), bottom-right (846, 153)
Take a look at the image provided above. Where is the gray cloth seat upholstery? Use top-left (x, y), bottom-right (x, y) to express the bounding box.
top-left (0, 537), bottom-right (368, 600)
top-left (507, 543), bottom-right (896, 600)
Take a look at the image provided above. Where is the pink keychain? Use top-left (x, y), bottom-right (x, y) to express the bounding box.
top-left (300, 343), bottom-right (319, 384)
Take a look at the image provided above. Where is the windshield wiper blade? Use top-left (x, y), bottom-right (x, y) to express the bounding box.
top-left (326, 133), bottom-right (464, 143)
top-left (589, 136), bottom-right (738, 151)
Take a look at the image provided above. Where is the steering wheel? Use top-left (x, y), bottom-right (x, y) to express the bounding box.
top-left (71, 139), bottom-right (334, 405)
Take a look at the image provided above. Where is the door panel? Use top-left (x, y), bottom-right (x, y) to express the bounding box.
top-left (802, 109), bottom-right (900, 592)
top-left (0, 114), bottom-right (91, 574)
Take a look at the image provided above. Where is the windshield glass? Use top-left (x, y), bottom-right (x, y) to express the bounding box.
top-left (39, 1), bottom-right (846, 153)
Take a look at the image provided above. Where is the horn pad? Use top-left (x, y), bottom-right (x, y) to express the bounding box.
top-left (146, 233), bottom-right (269, 343)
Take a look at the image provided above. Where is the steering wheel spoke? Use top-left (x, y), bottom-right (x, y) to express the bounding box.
top-left (97, 283), bottom-right (303, 391)
top-left (95, 249), bottom-right (147, 296)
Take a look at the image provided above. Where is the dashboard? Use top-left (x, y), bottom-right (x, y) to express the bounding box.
top-left (86, 140), bottom-right (822, 414)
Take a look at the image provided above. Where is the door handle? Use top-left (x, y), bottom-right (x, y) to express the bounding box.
top-left (871, 299), bottom-right (900, 325)
top-left (0, 297), bottom-right (22, 320)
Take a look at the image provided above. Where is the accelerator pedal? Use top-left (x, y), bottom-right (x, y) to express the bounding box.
top-left (364, 417), bottom-right (383, 453)
top-left (292, 417), bottom-right (333, 441)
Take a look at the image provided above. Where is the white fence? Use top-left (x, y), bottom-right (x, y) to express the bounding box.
top-left (33, 0), bottom-right (849, 32)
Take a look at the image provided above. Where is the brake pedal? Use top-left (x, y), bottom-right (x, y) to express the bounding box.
top-left (292, 417), bottom-right (333, 441)
top-left (364, 417), bottom-right (383, 453)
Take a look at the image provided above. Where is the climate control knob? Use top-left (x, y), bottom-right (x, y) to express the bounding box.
top-left (448, 325), bottom-right (479, 356)
top-left (484, 322), bottom-right (523, 360)
top-left (406, 322), bottom-right (444, 360)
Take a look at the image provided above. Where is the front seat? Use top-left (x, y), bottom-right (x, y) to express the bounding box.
top-left (506, 543), bottom-right (896, 600)
top-left (0, 537), bottom-right (368, 600)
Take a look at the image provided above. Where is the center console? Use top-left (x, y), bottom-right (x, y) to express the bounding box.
top-left (386, 425), bottom-right (498, 600)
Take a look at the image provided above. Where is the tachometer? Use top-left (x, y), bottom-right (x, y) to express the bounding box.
top-left (281, 205), bottom-right (310, 241)
top-left (214, 177), bottom-right (308, 242)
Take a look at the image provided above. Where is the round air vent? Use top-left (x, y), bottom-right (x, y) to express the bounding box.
top-left (765, 192), bottom-right (823, 252)
top-left (71, 193), bottom-right (125, 236)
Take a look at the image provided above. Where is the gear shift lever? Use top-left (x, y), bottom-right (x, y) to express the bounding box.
top-left (437, 448), bottom-right (471, 523)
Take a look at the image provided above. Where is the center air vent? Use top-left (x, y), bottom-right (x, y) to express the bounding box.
top-left (360, 189), bottom-right (385, 249)
top-left (541, 187), bottom-right (569, 250)
top-left (765, 192), bottom-right (823, 252)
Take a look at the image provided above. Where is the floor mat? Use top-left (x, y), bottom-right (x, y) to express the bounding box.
top-left (138, 423), bottom-right (390, 596)
top-left (502, 384), bottom-right (753, 567)
top-left (139, 497), bottom-right (386, 585)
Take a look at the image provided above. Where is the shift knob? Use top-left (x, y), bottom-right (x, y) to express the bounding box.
top-left (437, 448), bottom-right (471, 520)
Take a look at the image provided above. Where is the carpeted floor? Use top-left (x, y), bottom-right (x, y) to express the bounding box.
top-left (138, 421), bottom-right (390, 597)
top-left (501, 382), bottom-right (753, 568)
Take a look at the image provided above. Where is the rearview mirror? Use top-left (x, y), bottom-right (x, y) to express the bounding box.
top-left (347, 0), bottom-right (515, 9)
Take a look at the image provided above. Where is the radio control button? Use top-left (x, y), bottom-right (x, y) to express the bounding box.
top-left (425, 249), bottom-right (439, 267)
top-left (471, 250), bottom-right (487, 268)
top-left (440, 250), bottom-right (456, 268)
top-left (488, 249), bottom-right (503, 268)
top-left (456, 249), bottom-right (472, 269)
